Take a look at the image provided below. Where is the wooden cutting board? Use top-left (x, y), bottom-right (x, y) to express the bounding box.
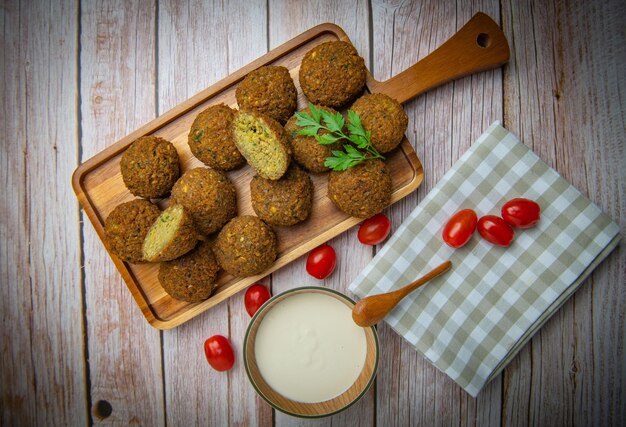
top-left (72, 13), bottom-right (509, 329)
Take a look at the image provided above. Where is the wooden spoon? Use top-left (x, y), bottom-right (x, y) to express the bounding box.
top-left (352, 261), bottom-right (452, 327)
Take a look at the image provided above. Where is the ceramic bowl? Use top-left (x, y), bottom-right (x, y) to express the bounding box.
top-left (243, 286), bottom-right (379, 418)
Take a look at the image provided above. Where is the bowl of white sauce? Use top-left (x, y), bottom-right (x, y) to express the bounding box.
top-left (243, 286), bottom-right (379, 418)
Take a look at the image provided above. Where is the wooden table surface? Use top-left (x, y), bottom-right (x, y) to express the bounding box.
top-left (1, 0), bottom-right (624, 425)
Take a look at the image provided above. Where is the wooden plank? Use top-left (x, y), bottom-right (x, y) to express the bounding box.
top-left (79, 0), bottom-right (165, 424)
top-left (157, 1), bottom-right (272, 425)
top-left (0, 0), bottom-right (35, 423)
top-left (0, 0), bottom-right (88, 424)
top-left (501, 0), bottom-right (626, 425)
top-left (268, 1), bottom-right (375, 425)
top-left (371, 0), bottom-right (503, 426)
top-left (156, 1), bottom-right (229, 423)
top-left (221, 1), bottom-right (275, 425)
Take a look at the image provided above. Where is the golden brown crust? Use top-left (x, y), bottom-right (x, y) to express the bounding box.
top-left (120, 136), bottom-right (180, 199)
top-left (250, 164), bottom-right (314, 226)
top-left (158, 241), bottom-right (220, 302)
top-left (350, 93), bottom-right (408, 154)
top-left (188, 104), bottom-right (245, 171)
top-left (104, 199), bottom-right (161, 264)
top-left (327, 159), bottom-right (392, 218)
top-left (299, 41), bottom-right (366, 108)
top-left (213, 215), bottom-right (277, 277)
top-left (170, 168), bottom-right (237, 235)
top-left (236, 66), bottom-right (297, 125)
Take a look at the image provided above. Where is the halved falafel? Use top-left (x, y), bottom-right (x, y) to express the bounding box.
top-left (327, 159), bottom-right (392, 218)
top-left (170, 168), bottom-right (237, 236)
top-left (142, 204), bottom-right (198, 262)
top-left (213, 215), bottom-right (277, 277)
top-left (158, 241), bottom-right (220, 303)
top-left (250, 164), bottom-right (313, 226)
top-left (350, 93), bottom-right (408, 154)
top-left (104, 199), bottom-right (161, 264)
top-left (188, 104), bottom-right (245, 171)
top-left (284, 105), bottom-right (344, 173)
top-left (236, 66), bottom-right (297, 124)
top-left (120, 136), bottom-right (180, 199)
top-left (299, 41), bottom-right (366, 108)
top-left (232, 110), bottom-right (291, 180)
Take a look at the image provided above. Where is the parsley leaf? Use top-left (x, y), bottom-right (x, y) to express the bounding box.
top-left (296, 102), bottom-right (385, 171)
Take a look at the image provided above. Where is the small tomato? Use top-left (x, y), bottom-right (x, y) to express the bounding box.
top-left (204, 335), bottom-right (235, 372)
top-left (442, 209), bottom-right (478, 248)
top-left (306, 244), bottom-right (337, 279)
top-left (358, 213), bottom-right (392, 245)
top-left (244, 284), bottom-right (271, 317)
top-left (477, 215), bottom-right (515, 246)
top-left (501, 198), bottom-right (541, 228)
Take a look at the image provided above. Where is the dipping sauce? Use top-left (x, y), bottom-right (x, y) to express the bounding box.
top-left (254, 292), bottom-right (367, 403)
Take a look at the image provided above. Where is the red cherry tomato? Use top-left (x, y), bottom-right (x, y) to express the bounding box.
top-left (306, 244), bottom-right (337, 279)
top-left (501, 198), bottom-right (541, 229)
top-left (477, 215), bottom-right (515, 246)
top-left (358, 213), bottom-right (392, 245)
top-left (244, 284), bottom-right (271, 317)
top-left (442, 209), bottom-right (478, 248)
top-left (203, 335), bottom-right (235, 371)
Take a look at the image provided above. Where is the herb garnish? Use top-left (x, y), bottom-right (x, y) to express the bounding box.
top-left (295, 102), bottom-right (384, 171)
top-left (193, 129), bottom-right (204, 143)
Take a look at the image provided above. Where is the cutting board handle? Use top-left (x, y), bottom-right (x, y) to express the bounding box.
top-left (370, 12), bottom-right (510, 104)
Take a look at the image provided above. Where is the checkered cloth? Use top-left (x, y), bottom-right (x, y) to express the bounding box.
top-left (349, 122), bottom-right (621, 397)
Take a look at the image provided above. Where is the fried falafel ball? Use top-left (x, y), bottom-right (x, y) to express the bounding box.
top-left (284, 105), bottom-right (344, 173)
top-left (158, 241), bottom-right (220, 303)
top-left (213, 215), bottom-right (278, 277)
top-left (299, 41), bottom-right (366, 108)
top-left (250, 164), bottom-right (314, 226)
top-left (104, 199), bottom-right (161, 264)
top-left (120, 136), bottom-right (180, 199)
top-left (350, 93), bottom-right (408, 154)
top-left (188, 104), bottom-right (246, 171)
top-left (327, 159), bottom-right (392, 218)
top-left (170, 168), bottom-right (237, 236)
top-left (236, 66), bottom-right (297, 125)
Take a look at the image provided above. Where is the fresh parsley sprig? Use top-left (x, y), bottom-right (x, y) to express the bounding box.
top-left (294, 102), bottom-right (384, 171)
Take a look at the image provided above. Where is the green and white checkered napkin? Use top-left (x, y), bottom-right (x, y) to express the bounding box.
top-left (349, 122), bottom-right (621, 397)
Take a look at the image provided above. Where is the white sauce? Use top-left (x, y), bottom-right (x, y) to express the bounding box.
top-left (254, 292), bottom-right (367, 403)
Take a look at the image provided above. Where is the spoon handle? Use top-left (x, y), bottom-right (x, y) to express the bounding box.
top-left (390, 260), bottom-right (452, 301)
top-left (352, 261), bottom-right (452, 327)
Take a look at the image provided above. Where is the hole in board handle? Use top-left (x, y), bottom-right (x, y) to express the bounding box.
top-left (476, 33), bottom-right (491, 48)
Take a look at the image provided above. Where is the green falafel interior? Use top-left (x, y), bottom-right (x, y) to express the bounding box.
top-left (143, 204), bottom-right (197, 262)
top-left (232, 111), bottom-right (290, 180)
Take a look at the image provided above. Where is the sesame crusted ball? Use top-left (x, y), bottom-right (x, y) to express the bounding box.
top-left (250, 164), bottom-right (314, 226)
top-left (158, 241), bottom-right (220, 303)
top-left (120, 136), bottom-right (180, 199)
top-left (104, 199), bottom-right (161, 264)
top-left (188, 104), bottom-right (245, 171)
top-left (299, 41), bottom-right (366, 108)
top-left (170, 168), bottom-right (237, 236)
top-left (236, 66), bottom-right (297, 124)
top-left (350, 93), bottom-right (408, 153)
top-left (213, 216), bottom-right (278, 277)
top-left (327, 159), bottom-right (392, 218)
